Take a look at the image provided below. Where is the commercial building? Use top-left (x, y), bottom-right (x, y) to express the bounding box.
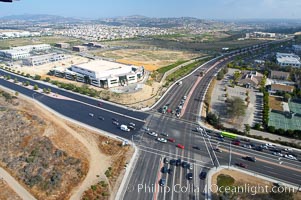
top-left (238, 71), bottom-right (263, 88)
top-left (270, 70), bottom-right (290, 80)
top-left (11, 44), bottom-right (51, 52)
top-left (271, 84), bottom-right (295, 93)
top-left (55, 43), bottom-right (70, 49)
top-left (276, 53), bottom-right (301, 68)
top-left (292, 45), bottom-right (301, 53)
top-left (72, 46), bottom-right (87, 52)
top-left (0, 49), bottom-right (30, 60)
top-left (22, 53), bottom-right (68, 66)
top-left (70, 59), bottom-right (145, 88)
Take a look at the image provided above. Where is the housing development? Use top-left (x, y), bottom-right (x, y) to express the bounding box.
top-left (0, 1), bottom-right (301, 200)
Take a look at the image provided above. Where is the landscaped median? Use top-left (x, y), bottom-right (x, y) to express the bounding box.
top-left (207, 166), bottom-right (300, 200)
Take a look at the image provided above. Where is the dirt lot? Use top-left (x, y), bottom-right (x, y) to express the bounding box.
top-left (0, 88), bottom-right (133, 200)
top-left (92, 48), bottom-right (203, 71)
top-left (269, 96), bottom-right (283, 111)
top-left (211, 169), bottom-right (301, 200)
top-left (0, 179), bottom-right (22, 200)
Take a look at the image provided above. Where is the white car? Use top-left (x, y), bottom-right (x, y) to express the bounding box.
top-left (183, 96), bottom-right (187, 100)
top-left (272, 152), bottom-right (283, 157)
top-left (157, 137), bottom-right (167, 143)
top-left (148, 132), bottom-right (158, 137)
top-left (142, 127), bottom-right (150, 131)
top-left (89, 113), bottom-right (94, 117)
top-left (196, 127), bottom-right (203, 132)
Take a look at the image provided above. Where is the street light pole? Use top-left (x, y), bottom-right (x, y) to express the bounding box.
top-left (229, 142), bottom-right (231, 168)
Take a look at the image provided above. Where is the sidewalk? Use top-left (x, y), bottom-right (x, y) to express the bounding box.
top-left (250, 129), bottom-right (301, 145)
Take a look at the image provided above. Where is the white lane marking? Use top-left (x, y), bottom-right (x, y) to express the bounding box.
top-left (202, 136), bottom-right (214, 165)
top-left (262, 165), bottom-right (273, 169)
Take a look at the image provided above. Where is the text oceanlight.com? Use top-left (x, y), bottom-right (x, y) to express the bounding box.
top-left (131, 183), bottom-right (296, 195)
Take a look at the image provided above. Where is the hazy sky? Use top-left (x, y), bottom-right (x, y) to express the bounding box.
top-left (0, 0), bottom-right (300, 19)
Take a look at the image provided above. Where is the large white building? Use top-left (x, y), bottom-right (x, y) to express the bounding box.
top-left (0, 49), bottom-right (30, 60)
top-left (70, 60), bottom-right (145, 88)
top-left (293, 45), bottom-right (301, 53)
top-left (0, 44), bottom-right (51, 60)
top-left (22, 53), bottom-right (68, 66)
top-left (276, 53), bottom-right (301, 68)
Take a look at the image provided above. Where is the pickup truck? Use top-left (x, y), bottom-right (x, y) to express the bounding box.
top-left (120, 124), bottom-right (130, 132)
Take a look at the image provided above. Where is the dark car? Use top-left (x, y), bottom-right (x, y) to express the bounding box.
top-left (236, 163), bottom-right (247, 168)
top-left (232, 140), bottom-right (240, 146)
top-left (193, 146), bottom-right (201, 150)
top-left (129, 122), bottom-right (135, 127)
top-left (159, 178), bottom-right (166, 186)
top-left (98, 116), bottom-right (105, 120)
top-left (244, 156), bottom-right (256, 162)
top-left (128, 125), bottom-right (135, 130)
top-left (182, 161), bottom-right (188, 168)
top-left (170, 159), bottom-right (176, 165)
top-left (200, 172), bottom-right (207, 180)
top-left (112, 118), bottom-right (119, 122)
top-left (161, 166), bottom-right (168, 173)
top-left (255, 146), bottom-right (263, 151)
top-left (168, 168), bottom-right (173, 175)
top-left (176, 159), bottom-right (182, 166)
top-left (187, 173), bottom-right (193, 180)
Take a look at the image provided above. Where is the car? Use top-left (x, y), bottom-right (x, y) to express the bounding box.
top-left (232, 140), bottom-right (240, 145)
top-left (196, 126), bottom-right (203, 132)
top-left (168, 168), bottom-right (173, 175)
top-left (176, 113), bottom-right (180, 118)
top-left (236, 163), bottom-right (247, 168)
top-left (148, 131), bottom-right (158, 137)
top-left (159, 178), bottom-right (166, 186)
top-left (285, 154), bottom-right (297, 160)
top-left (214, 148), bottom-right (222, 153)
top-left (128, 125), bottom-right (135, 130)
top-left (218, 137), bottom-right (225, 142)
top-left (183, 95), bottom-right (187, 100)
top-left (98, 102), bottom-right (102, 106)
top-left (98, 116), bottom-right (105, 120)
top-left (272, 152), bottom-right (283, 157)
top-left (164, 157), bottom-right (169, 164)
top-left (142, 127), bottom-right (150, 131)
top-left (161, 166), bottom-right (168, 173)
top-left (168, 138), bottom-right (175, 143)
top-left (170, 159), bottom-right (176, 165)
top-left (177, 144), bottom-right (184, 149)
top-left (284, 148), bottom-right (293, 152)
top-left (157, 137), bottom-right (167, 143)
top-left (129, 122), bottom-right (135, 127)
top-left (176, 159), bottom-right (182, 166)
top-left (187, 163), bottom-right (193, 170)
top-left (112, 118), bottom-right (119, 122)
top-left (255, 146), bottom-right (263, 151)
top-left (204, 134), bottom-right (211, 139)
top-left (193, 146), bottom-right (201, 150)
top-left (182, 161), bottom-right (188, 168)
top-left (161, 132), bottom-right (168, 137)
top-left (199, 172), bottom-right (207, 180)
top-left (112, 121), bottom-right (119, 126)
top-left (187, 173), bottom-right (193, 180)
top-left (242, 144), bottom-right (252, 149)
top-left (89, 113), bottom-right (94, 117)
top-left (244, 156), bottom-right (256, 162)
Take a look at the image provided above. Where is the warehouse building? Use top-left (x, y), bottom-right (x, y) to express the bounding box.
top-left (11, 44), bottom-right (51, 52)
top-left (22, 53), bottom-right (68, 66)
top-left (72, 45), bottom-right (87, 52)
top-left (276, 53), bottom-right (301, 68)
top-left (0, 49), bottom-right (30, 60)
top-left (70, 60), bottom-right (145, 88)
top-left (55, 43), bottom-right (70, 49)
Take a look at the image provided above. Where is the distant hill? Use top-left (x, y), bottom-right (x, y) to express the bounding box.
top-left (0, 14), bottom-right (80, 23)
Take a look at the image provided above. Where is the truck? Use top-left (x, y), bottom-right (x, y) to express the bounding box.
top-left (120, 124), bottom-right (130, 132)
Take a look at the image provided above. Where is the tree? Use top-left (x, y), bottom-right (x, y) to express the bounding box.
top-left (43, 88), bottom-right (47, 93)
top-left (217, 71), bottom-right (224, 80)
top-left (45, 77), bottom-right (51, 82)
top-left (33, 84), bottom-right (39, 90)
top-left (244, 124), bottom-right (251, 134)
top-left (226, 97), bottom-right (247, 119)
top-left (34, 75), bottom-right (41, 80)
top-left (206, 112), bottom-right (220, 127)
top-left (15, 91), bottom-right (19, 96)
top-left (284, 93), bottom-right (291, 102)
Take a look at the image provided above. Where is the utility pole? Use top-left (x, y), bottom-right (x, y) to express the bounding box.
top-left (228, 141), bottom-right (232, 169)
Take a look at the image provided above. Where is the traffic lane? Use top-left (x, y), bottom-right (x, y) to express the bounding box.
top-left (216, 148), bottom-right (301, 186)
top-left (123, 151), bottom-right (162, 200)
top-left (0, 70), bottom-right (148, 120)
top-left (34, 93), bottom-right (145, 140)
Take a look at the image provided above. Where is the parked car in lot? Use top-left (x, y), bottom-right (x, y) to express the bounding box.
top-left (236, 163), bottom-right (247, 168)
top-left (168, 138), bottom-right (175, 143)
top-left (157, 137), bottom-right (167, 143)
top-left (199, 172), bottom-right (207, 180)
top-left (177, 144), bottom-right (184, 149)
